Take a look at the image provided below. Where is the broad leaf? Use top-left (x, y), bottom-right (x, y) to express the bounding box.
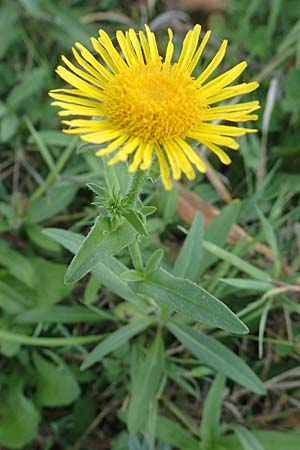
top-left (167, 322), bottom-right (265, 394)
top-left (136, 268), bottom-right (248, 334)
top-left (65, 216), bottom-right (136, 284)
top-left (0, 385), bottom-right (40, 449)
top-left (34, 352), bottom-right (80, 407)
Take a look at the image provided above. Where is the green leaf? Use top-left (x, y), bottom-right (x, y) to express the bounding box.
top-left (221, 431), bottom-right (300, 450)
top-left (29, 258), bottom-right (73, 305)
top-left (26, 224), bottom-right (61, 252)
top-left (256, 207), bottom-right (280, 277)
top-left (173, 212), bottom-right (203, 281)
top-left (123, 208), bottom-right (148, 235)
top-left (167, 322), bottom-right (265, 394)
top-left (43, 228), bottom-right (145, 308)
top-left (81, 319), bottom-right (150, 370)
top-left (16, 305), bottom-right (113, 324)
top-left (83, 275), bottom-right (102, 305)
top-left (65, 216), bottom-right (136, 284)
top-left (127, 332), bottom-right (165, 434)
top-left (26, 183), bottom-right (78, 224)
top-left (33, 352), bottom-right (80, 407)
top-left (199, 200), bottom-right (241, 275)
top-left (156, 416), bottom-right (200, 450)
top-left (0, 112), bottom-right (19, 142)
top-left (221, 278), bottom-right (272, 292)
top-left (87, 182), bottom-right (106, 197)
top-left (7, 67), bottom-right (46, 109)
top-left (0, 385), bottom-right (40, 449)
top-left (233, 426), bottom-right (265, 450)
top-left (200, 374), bottom-right (225, 450)
top-left (0, 281), bottom-right (25, 314)
top-left (137, 268), bottom-right (248, 334)
top-left (121, 270), bottom-right (145, 281)
top-left (0, 240), bottom-right (37, 288)
top-left (145, 249), bottom-right (164, 275)
top-left (203, 240), bottom-right (271, 281)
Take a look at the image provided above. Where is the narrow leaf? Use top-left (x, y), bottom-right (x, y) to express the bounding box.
top-left (137, 268), bottom-right (248, 334)
top-left (167, 322), bottom-right (266, 394)
top-left (43, 228), bottom-right (145, 308)
top-left (65, 216), bottom-right (136, 284)
top-left (234, 425), bottom-right (265, 450)
top-left (199, 200), bottom-right (241, 275)
top-left (81, 319), bottom-right (149, 370)
top-left (203, 240), bottom-right (271, 281)
top-left (200, 374), bottom-right (225, 449)
top-left (173, 212), bottom-right (203, 281)
top-left (127, 332), bottom-right (165, 434)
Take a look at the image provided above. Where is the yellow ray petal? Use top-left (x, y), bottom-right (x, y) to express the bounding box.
top-left (196, 123), bottom-right (257, 137)
top-left (178, 25), bottom-right (201, 69)
top-left (164, 142), bottom-right (181, 180)
top-left (98, 30), bottom-right (128, 71)
top-left (145, 25), bottom-right (160, 62)
top-left (51, 102), bottom-right (103, 117)
top-left (108, 136), bottom-right (140, 164)
top-left (156, 146), bottom-right (172, 190)
top-left (202, 141), bottom-right (232, 164)
top-left (49, 92), bottom-right (103, 109)
top-left (140, 143), bottom-right (154, 170)
top-left (187, 30), bottom-right (211, 74)
top-left (196, 39), bottom-right (228, 85)
top-left (81, 129), bottom-right (123, 144)
top-left (175, 138), bottom-right (206, 173)
top-left (129, 142), bottom-right (146, 172)
top-left (55, 66), bottom-right (105, 101)
top-left (200, 61), bottom-right (247, 95)
top-left (75, 42), bottom-right (113, 81)
top-left (116, 30), bottom-right (137, 66)
top-left (96, 133), bottom-right (129, 156)
top-left (207, 81), bottom-right (259, 104)
top-left (128, 28), bottom-right (144, 63)
top-left (188, 131), bottom-right (240, 150)
top-left (164, 28), bottom-right (174, 66)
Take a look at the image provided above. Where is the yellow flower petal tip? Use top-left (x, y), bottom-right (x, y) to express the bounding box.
top-left (50, 24), bottom-right (260, 191)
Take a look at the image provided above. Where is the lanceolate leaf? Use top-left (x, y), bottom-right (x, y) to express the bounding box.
top-left (200, 374), bottom-right (225, 449)
top-left (233, 425), bottom-right (265, 450)
top-left (173, 212), bottom-right (203, 281)
top-left (156, 416), bottom-right (200, 450)
top-left (64, 216), bottom-right (136, 284)
top-left (198, 200), bottom-right (241, 275)
top-left (137, 268), bottom-right (248, 334)
top-left (167, 322), bottom-right (265, 394)
top-left (43, 228), bottom-right (144, 308)
top-left (127, 332), bottom-right (165, 434)
top-left (81, 319), bottom-right (150, 370)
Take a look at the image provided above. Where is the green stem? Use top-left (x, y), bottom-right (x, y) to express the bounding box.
top-left (0, 330), bottom-right (104, 347)
top-left (29, 136), bottom-right (79, 203)
top-left (126, 169), bottom-right (146, 207)
top-left (129, 238), bottom-right (144, 272)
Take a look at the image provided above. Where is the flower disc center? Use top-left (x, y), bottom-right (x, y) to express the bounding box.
top-left (104, 64), bottom-right (204, 142)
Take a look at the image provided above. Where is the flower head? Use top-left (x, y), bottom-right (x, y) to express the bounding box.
top-left (50, 25), bottom-right (259, 190)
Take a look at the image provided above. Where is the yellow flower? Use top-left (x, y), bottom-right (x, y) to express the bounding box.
top-left (49, 25), bottom-right (259, 190)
